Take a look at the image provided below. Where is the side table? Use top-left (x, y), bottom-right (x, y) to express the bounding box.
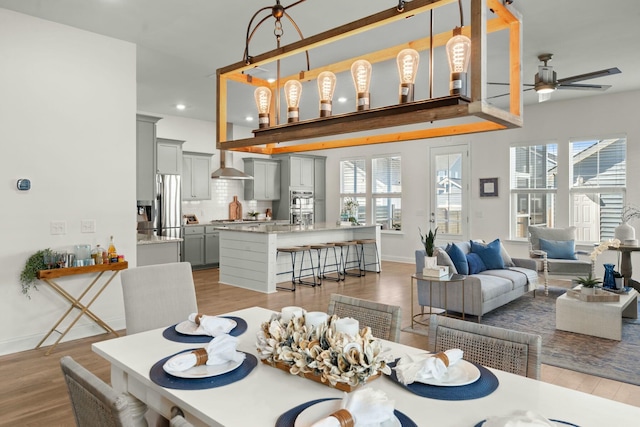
top-left (609, 244), bottom-right (640, 291)
top-left (36, 262), bottom-right (128, 355)
top-left (411, 272), bottom-right (466, 328)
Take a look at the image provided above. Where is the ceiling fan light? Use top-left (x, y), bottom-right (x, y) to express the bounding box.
top-left (535, 82), bottom-right (556, 94)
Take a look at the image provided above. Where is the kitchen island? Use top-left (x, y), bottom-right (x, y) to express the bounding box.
top-left (217, 223), bottom-right (380, 293)
top-left (136, 234), bottom-right (182, 266)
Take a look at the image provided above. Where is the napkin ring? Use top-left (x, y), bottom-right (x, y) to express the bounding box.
top-left (192, 348), bottom-right (208, 366)
top-left (329, 409), bottom-right (355, 427)
top-left (434, 351), bottom-right (450, 367)
top-left (194, 313), bottom-right (204, 326)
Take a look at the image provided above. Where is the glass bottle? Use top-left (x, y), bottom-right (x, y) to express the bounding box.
top-left (91, 245), bottom-right (104, 265)
top-left (603, 263), bottom-right (616, 289)
top-left (108, 236), bottom-right (118, 264)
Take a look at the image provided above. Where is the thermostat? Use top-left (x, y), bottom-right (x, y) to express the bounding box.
top-left (17, 179), bottom-right (31, 191)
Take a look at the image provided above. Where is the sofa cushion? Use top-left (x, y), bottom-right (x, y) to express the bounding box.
top-left (447, 243), bottom-right (469, 275)
top-left (471, 239), bottom-right (505, 270)
top-left (500, 241), bottom-right (515, 267)
top-left (539, 238), bottom-right (577, 260)
top-left (435, 247), bottom-right (458, 275)
top-left (479, 268), bottom-right (530, 290)
top-left (466, 253), bottom-right (487, 274)
top-left (472, 274), bottom-right (516, 302)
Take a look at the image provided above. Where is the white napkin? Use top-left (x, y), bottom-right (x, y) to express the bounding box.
top-left (188, 313), bottom-right (236, 337)
top-left (310, 388), bottom-right (395, 427)
top-left (483, 410), bottom-right (556, 427)
top-left (394, 349), bottom-right (464, 384)
top-left (163, 334), bottom-right (245, 372)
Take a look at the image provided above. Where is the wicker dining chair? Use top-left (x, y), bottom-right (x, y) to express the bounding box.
top-left (170, 407), bottom-right (195, 427)
top-left (327, 294), bottom-right (402, 342)
top-left (120, 262), bottom-right (198, 334)
top-left (60, 355), bottom-right (136, 427)
top-left (427, 315), bottom-right (542, 380)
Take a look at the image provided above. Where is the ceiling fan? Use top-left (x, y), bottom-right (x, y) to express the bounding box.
top-left (490, 53), bottom-right (621, 102)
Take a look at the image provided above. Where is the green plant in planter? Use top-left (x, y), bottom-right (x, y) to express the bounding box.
top-left (574, 273), bottom-right (602, 288)
top-left (20, 249), bottom-right (52, 299)
top-left (419, 226), bottom-right (438, 257)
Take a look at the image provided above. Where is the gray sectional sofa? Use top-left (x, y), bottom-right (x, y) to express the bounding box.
top-left (415, 240), bottom-right (539, 321)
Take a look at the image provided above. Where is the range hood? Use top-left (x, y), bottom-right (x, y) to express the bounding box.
top-left (211, 123), bottom-right (253, 180)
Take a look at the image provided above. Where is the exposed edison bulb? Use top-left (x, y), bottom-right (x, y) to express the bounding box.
top-left (284, 80), bottom-right (302, 123)
top-left (446, 30), bottom-right (471, 96)
top-left (254, 86), bottom-right (272, 128)
top-left (317, 71), bottom-right (336, 117)
top-left (351, 59), bottom-right (372, 111)
top-left (396, 48), bottom-right (420, 103)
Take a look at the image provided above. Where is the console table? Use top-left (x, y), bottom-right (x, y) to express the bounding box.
top-left (610, 244), bottom-right (640, 291)
top-left (36, 262), bottom-right (128, 355)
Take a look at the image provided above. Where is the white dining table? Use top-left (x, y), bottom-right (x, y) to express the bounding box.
top-left (92, 306), bottom-right (640, 427)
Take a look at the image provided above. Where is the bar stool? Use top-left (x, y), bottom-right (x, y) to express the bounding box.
top-left (310, 243), bottom-right (342, 283)
top-left (356, 238), bottom-right (381, 274)
top-left (331, 241), bottom-right (363, 277)
top-left (276, 246), bottom-right (318, 291)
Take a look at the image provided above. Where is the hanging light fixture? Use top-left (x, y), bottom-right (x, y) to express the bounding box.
top-left (317, 71), bottom-right (336, 117)
top-left (283, 80), bottom-right (302, 123)
top-left (396, 48), bottom-right (420, 103)
top-left (254, 86), bottom-right (272, 128)
top-left (351, 59), bottom-right (372, 111)
top-left (446, 28), bottom-right (471, 97)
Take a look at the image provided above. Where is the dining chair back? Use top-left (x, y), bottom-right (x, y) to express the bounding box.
top-left (427, 314), bottom-right (542, 379)
top-left (60, 355), bottom-right (135, 427)
top-left (327, 294), bottom-right (402, 342)
top-left (170, 414), bottom-right (194, 427)
top-left (120, 262), bottom-right (198, 335)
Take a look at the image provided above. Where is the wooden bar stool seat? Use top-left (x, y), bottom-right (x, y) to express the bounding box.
top-left (331, 240), bottom-right (363, 278)
top-left (276, 245), bottom-right (317, 291)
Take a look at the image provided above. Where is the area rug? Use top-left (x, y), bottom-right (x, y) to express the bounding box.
top-left (403, 287), bottom-right (640, 386)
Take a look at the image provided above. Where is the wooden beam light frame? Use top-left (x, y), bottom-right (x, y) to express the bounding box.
top-left (216, 0), bottom-right (522, 154)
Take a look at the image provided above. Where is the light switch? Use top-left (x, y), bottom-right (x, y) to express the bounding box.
top-left (81, 219), bottom-right (96, 233)
top-left (50, 221), bottom-right (66, 235)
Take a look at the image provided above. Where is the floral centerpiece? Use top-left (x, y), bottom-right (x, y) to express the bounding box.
top-left (590, 238), bottom-right (621, 261)
top-left (256, 313), bottom-right (389, 391)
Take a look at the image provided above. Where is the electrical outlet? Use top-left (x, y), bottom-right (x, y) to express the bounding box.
top-left (50, 221), bottom-right (67, 235)
top-left (81, 219), bottom-right (96, 233)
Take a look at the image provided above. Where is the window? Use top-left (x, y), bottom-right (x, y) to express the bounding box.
top-left (340, 155), bottom-right (402, 230)
top-left (510, 142), bottom-right (558, 239)
top-left (340, 159), bottom-right (366, 224)
top-left (570, 137), bottom-right (626, 241)
top-left (372, 155), bottom-right (402, 230)
top-left (510, 135), bottom-right (627, 242)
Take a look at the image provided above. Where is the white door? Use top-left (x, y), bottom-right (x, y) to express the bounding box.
top-left (430, 144), bottom-right (469, 243)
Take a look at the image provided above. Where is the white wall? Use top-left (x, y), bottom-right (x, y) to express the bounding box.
top-left (317, 90), bottom-right (640, 268)
top-left (0, 9), bottom-right (136, 355)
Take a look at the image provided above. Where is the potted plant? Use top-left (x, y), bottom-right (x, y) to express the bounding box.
top-left (614, 270), bottom-right (624, 290)
top-left (19, 249), bottom-right (52, 299)
top-left (419, 226), bottom-right (438, 269)
top-left (247, 211), bottom-right (260, 221)
top-left (574, 273), bottom-right (602, 295)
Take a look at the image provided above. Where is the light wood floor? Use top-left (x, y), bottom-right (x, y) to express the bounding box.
top-left (2, 261), bottom-right (639, 426)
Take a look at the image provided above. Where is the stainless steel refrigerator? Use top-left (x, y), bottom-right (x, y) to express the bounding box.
top-left (138, 174), bottom-right (182, 237)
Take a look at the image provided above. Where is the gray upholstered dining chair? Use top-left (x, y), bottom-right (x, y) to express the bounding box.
top-left (327, 294), bottom-right (402, 342)
top-left (60, 355), bottom-right (136, 427)
top-left (120, 262), bottom-right (198, 335)
top-left (427, 314), bottom-right (542, 380)
top-left (528, 225), bottom-right (593, 296)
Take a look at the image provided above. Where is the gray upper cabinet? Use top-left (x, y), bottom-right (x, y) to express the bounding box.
top-left (243, 158), bottom-right (281, 200)
top-left (272, 154), bottom-right (326, 222)
top-left (136, 114), bottom-right (161, 204)
top-left (183, 152), bottom-right (212, 200)
top-left (290, 156), bottom-right (315, 190)
top-left (157, 138), bottom-right (184, 175)
top-left (314, 157), bottom-right (326, 223)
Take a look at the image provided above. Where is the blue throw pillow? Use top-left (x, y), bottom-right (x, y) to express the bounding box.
top-left (466, 253), bottom-right (487, 274)
top-left (446, 243), bottom-right (469, 275)
top-left (470, 239), bottom-right (505, 270)
top-left (539, 238), bottom-right (577, 260)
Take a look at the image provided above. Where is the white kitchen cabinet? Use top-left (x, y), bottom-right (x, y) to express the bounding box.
top-left (182, 152), bottom-right (212, 200)
top-left (290, 156), bottom-right (314, 190)
top-left (157, 138), bottom-right (184, 175)
top-left (136, 114), bottom-right (161, 203)
top-left (182, 226), bottom-right (205, 267)
top-left (243, 158), bottom-right (280, 200)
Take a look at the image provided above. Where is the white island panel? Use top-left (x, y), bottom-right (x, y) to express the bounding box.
top-left (218, 224), bottom-right (380, 293)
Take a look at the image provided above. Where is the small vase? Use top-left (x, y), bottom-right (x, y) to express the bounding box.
top-left (603, 263), bottom-right (616, 289)
top-left (614, 222), bottom-right (636, 242)
top-left (424, 256), bottom-right (438, 269)
top-left (615, 277), bottom-right (623, 290)
top-left (581, 286), bottom-right (595, 295)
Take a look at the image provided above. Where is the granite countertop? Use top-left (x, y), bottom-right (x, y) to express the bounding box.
top-left (137, 234), bottom-right (183, 245)
top-left (214, 222), bottom-right (377, 234)
top-left (183, 219), bottom-right (289, 227)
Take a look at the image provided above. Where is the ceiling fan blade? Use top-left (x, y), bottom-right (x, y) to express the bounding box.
top-left (487, 87), bottom-right (535, 100)
top-left (558, 83), bottom-right (612, 91)
top-left (488, 82), bottom-right (535, 87)
top-left (557, 67), bottom-right (621, 85)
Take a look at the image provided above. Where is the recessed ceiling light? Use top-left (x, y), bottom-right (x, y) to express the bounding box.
top-left (176, 104), bottom-right (186, 110)
top-left (245, 116), bottom-right (254, 121)
top-left (267, 78), bottom-right (276, 83)
top-left (337, 97), bottom-right (347, 103)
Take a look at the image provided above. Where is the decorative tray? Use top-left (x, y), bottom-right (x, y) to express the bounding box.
top-left (567, 288), bottom-right (620, 302)
top-left (261, 359), bottom-right (380, 392)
